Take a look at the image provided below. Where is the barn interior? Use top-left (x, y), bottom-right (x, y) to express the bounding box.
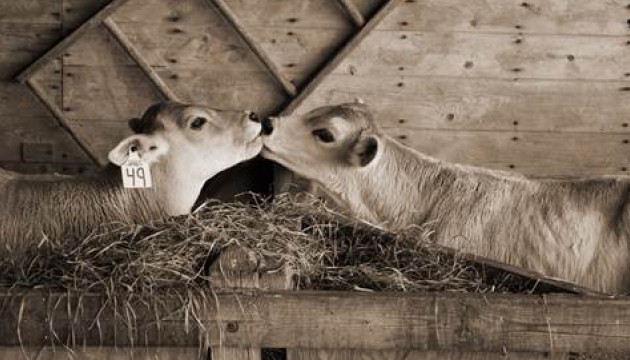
top-left (2, 0), bottom-right (630, 359)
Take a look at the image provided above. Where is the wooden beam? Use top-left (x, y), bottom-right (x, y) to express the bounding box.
top-left (206, 0), bottom-right (298, 97)
top-left (0, 289), bottom-right (628, 354)
top-left (335, 0), bottom-right (366, 27)
top-left (102, 18), bottom-right (179, 102)
top-left (280, 0), bottom-right (402, 115)
top-left (25, 79), bottom-right (101, 166)
top-left (14, 0), bottom-right (130, 83)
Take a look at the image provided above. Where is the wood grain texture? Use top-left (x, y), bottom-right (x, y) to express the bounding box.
top-left (157, 67), bottom-right (286, 115)
top-left (297, 75), bottom-right (630, 133)
top-left (67, 22), bottom-right (268, 70)
top-left (249, 26), bottom-right (355, 87)
top-left (0, 22), bottom-right (60, 79)
top-left (222, 0), bottom-right (356, 87)
top-left (0, 117), bottom-right (90, 163)
top-left (208, 246), bottom-right (293, 360)
top-left (330, 31), bottom-right (630, 81)
top-left (377, 0), bottom-right (630, 35)
top-left (3, 290), bottom-right (630, 353)
top-left (103, 18), bottom-right (179, 101)
top-left (27, 78), bottom-right (101, 165)
top-left (282, 0), bottom-right (404, 115)
top-left (208, 0), bottom-right (297, 96)
top-left (0, 0), bottom-right (59, 24)
top-left (64, 120), bottom-right (131, 165)
top-left (15, 0), bottom-right (130, 82)
top-left (387, 129), bottom-right (630, 176)
top-left (0, 347), bottom-right (202, 360)
top-left (223, 0), bottom-right (355, 29)
top-left (62, 65), bottom-right (162, 121)
top-left (287, 350), bottom-right (568, 360)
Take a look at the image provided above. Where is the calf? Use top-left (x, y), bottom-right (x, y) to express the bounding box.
top-left (261, 102), bottom-right (630, 294)
top-left (0, 101), bottom-right (262, 255)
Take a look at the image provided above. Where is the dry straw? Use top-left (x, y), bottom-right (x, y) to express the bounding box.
top-left (0, 193), bottom-right (562, 354)
top-left (0, 193), bottom-right (539, 294)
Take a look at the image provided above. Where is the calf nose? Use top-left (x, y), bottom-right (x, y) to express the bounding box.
top-left (248, 111), bottom-right (260, 123)
top-left (261, 117), bottom-right (274, 135)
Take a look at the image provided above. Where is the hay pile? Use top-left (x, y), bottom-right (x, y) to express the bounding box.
top-left (0, 194), bottom-right (548, 295)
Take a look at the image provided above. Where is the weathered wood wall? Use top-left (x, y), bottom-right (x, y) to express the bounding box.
top-left (292, 0), bottom-right (630, 177)
top-left (1, 0), bottom-right (629, 179)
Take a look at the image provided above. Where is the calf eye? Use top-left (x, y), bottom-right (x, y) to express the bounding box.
top-left (312, 128), bottom-right (335, 143)
top-left (190, 117), bottom-right (207, 130)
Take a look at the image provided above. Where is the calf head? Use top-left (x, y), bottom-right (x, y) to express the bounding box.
top-left (108, 101), bottom-right (262, 214)
top-left (261, 101), bottom-right (381, 187)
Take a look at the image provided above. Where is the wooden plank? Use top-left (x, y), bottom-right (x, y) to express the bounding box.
top-left (295, 75), bottom-right (630, 133)
top-left (102, 18), bottom-right (179, 101)
top-left (287, 350), bottom-right (568, 360)
top-left (26, 79), bottom-right (100, 165)
top-left (383, 129), bottom-right (630, 177)
top-left (65, 22), bottom-right (266, 70)
top-left (0, 117), bottom-right (90, 164)
top-left (0, 0), bottom-right (60, 24)
top-left (335, 0), bottom-right (366, 27)
top-left (156, 67), bottom-right (287, 115)
top-left (64, 121), bottom-right (131, 165)
top-left (247, 27), bottom-right (354, 87)
top-left (281, 0), bottom-right (403, 115)
top-left (207, 0), bottom-right (297, 96)
top-left (329, 31), bottom-right (630, 81)
top-left (2, 290), bottom-right (630, 353)
top-left (205, 292), bottom-right (630, 353)
top-left (109, 0), bottom-right (221, 25)
top-left (66, 23), bottom-right (352, 88)
top-left (222, 0), bottom-right (355, 29)
top-left (62, 65), bottom-right (162, 121)
top-left (0, 86), bottom-right (55, 118)
top-left (208, 246), bottom-right (293, 360)
top-left (377, 0), bottom-right (630, 35)
top-left (0, 161), bottom-right (96, 175)
top-left (29, 59), bottom-right (62, 110)
top-left (15, 0), bottom-right (130, 82)
top-left (0, 346), bottom-right (202, 360)
top-left (62, 0), bottom-right (111, 34)
top-left (0, 22), bottom-right (61, 79)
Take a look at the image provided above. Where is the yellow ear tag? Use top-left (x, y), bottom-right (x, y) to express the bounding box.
top-left (121, 150), bottom-right (152, 189)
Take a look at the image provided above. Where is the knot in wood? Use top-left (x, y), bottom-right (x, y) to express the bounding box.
top-left (225, 321), bottom-right (239, 333)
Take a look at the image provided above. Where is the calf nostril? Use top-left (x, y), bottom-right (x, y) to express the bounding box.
top-left (248, 111), bottom-right (260, 123)
top-left (261, 117), bottom-right (274, 135)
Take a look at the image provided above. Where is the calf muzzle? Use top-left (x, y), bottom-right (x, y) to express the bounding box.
top-left (261, 117), bottom-right (275, 135)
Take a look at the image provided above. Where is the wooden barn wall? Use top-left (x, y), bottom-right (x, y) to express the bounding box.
top-left (292, 0), bottom-right (630, 177)
top-left (1, 0), bottom-right (630, 178)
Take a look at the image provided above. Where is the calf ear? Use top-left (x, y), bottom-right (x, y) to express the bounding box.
top-left (128, 117), bottom-right (143, 133)
top-left (348, 135), bottom-right (378, 167)
top-left (108, 134), bottom-right (169, 166)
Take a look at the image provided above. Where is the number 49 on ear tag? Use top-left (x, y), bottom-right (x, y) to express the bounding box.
top-left (121, 151), bottom-right (152, 189)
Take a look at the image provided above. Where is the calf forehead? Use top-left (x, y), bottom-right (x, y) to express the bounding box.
top-left (306, 104), bottom-right (371, 127)
top-left (134, 102), bottom-right (195, 133)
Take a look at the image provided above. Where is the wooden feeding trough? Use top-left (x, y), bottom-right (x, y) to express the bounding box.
top-left (0, 223), bottom-right (627, 360)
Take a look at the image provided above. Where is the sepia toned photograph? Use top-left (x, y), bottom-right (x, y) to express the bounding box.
top-left (0, 0), bottom-right (628, 359)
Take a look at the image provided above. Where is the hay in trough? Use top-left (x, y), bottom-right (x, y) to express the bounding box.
top-left (0, 193), bottom-right (552, 295)
top-left (0, 193), bottom-right (600, 356)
